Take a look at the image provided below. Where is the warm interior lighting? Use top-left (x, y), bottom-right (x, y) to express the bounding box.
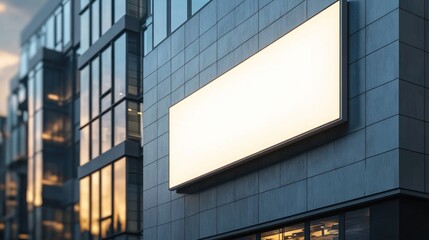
top-left (47, 93), bottom-right (60, 101)
top-left (169, 1), bottom-right (343, 189)
top-left (18, 234), bottom-right (29, 239)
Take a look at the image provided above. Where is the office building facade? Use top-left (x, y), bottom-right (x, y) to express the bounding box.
top-left (3, 0), bottom-right (429, 239)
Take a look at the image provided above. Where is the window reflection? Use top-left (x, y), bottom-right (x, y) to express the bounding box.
top-left (63, 0), bottom-right (71, 45)
top-left (80, 9), bottom-right (90, 53)
top-left (27, 157), bottom-right (34, 205)
top-left (114, 158), bottom-right (126, 233)
top-left (79, 177), bottom-right (90, 240)
top-left (171, 0), bottom-right (188, 32)
top-left (114, 34), bottom-right (126, 102)
top-left (101, 46), bottom-right (112, 93)
top-left (153, 0), bottom-right (167, 46)
top-left (192, 0), bottom-right (210, 14)
top-left (114, 102), bottom-right (126, 146)
top-left (101, 165), bottom-right (112, 218)
top-left (101, 112), bottom-right (112, 153)
top-left (101, 0), bottom-right (112, 35)
top-left (91, 57), bottom-right (100, 118)
top-left (100, 218), bottom-right (112, 238)
top-left (91, 172), bottom-right (100, 239)
top-left (80, 65), bottom-right (90, 125)
top-left (114, 0), bottom-right (126, 22)
top-left (80, 126), bottom-right (89, 165)
top-left (310, 217), bottom-right (339, 240)
top-left (91, 119), bottom-right (99, 160)
top-left (91, 0), bottom-right (100, 44)
top-left (34, 153), bottom-right (43, 207)
top-left (101, 93), bottom-right (111, 112)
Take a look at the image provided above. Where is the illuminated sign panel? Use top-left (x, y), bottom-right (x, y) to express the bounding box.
top-left (169, 1), bottom-right (346, 189)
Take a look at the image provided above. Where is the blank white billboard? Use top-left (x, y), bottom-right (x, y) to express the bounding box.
top-left (169, 1), bottom-right (346, 189)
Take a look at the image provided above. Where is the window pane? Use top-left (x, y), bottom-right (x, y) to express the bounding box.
top-left (55, 9), bottom-right (63, 46)
top-left (127, 101), bottom-right (141, 139)
top-left (63, 0), bottom-right (71, 45)
top-left (114, 101), bottom-right (126, 145)
top-left (192, 0), bottom-right (210, 14)
top-left (101, 112), bottom-right (112, 153)
top-left (101, 46), bottom-right (112, 93)
top-left (100, 218), bottom-right (112, 238)
top-left (80, 0), bottom-right (89, 10)
top-left (79, 177), bottom-right (90, 239)
top-left (114, 0), bottom-right (126, 22)
top-left (283, 223), bottom-right (305, 240)
top-left (47, 16), bottom-right (55, 49)
top-left (28, 72), bottom-right (34, 117)
top-left (153, 0), bottom-right (167, 46)
top-left (91, 172), bottom-right (100, 239)
top-left (101, 0), bottom-right (112, 35)
top-left (143, 24), bottom-right (153, 55)
top-left (35, 67), bottom-right (43, 111)
top-left (101, 93), bottom-right (111, 112)
top-left (345, 208), bottom-right (370, 240)
top-left (91, 119), bottom-right (99, 159)
top-left (114, 34), bottom-right (126, 102)
top-left (80, 65), bottom-right (90, 125)
top-left (28, 116), bottom-right (34, 156)
top-left (261, 229), bottom-right (281, 240)
top-left (80, 126), bottom-right (89, 165)
top-left (80, 9), bottom-right (90, 53)
top-left (91, 0), bottom-right (100, 44)
top-left (27, 156), bottom-right (34, 205)
top-left (114, 158), bottom-right (126, 233)
top-left (34, 110), bottom-right (43, 152)
top-left (91, 57), bottom-right (100, 118)
top-left (310, 216), bottom-right (339, 240)
top-left (34, 153), bottom-right (43, 207)
top-left (171, 0), bottom-right (187, 32)
top-left (101, 165), bottom-right (112, 218)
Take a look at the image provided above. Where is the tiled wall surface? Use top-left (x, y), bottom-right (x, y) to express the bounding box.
top-left (142, 0), bottom-right (428, 239)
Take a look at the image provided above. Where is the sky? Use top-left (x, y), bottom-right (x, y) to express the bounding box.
top-left (0, 0), bottom-right (48, 116)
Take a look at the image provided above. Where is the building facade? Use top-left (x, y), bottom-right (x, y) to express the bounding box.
top-left (3, 0), bottom-right (429, 239)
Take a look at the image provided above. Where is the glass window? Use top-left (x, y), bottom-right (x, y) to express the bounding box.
top-left (345, 208), bottom-right (370, 240)
top-left (101, 0), bottom-right (112, 35)
top-left (192, 0), bottom-right (210, 14)
top-left (80, 9), bottom-right (90, 53)
top-left (114, 34), bottom-right (126, 102)
top-left (29, 36), bottom-right (37, 58)
top-left (28, 116), bottom-right (34, 156)
top-left (34, 110), bottom-right (43, 152)
top-left (101, 93), bottom-right (111, 112)
top-left (91, 119), bottom-right (99, 159)
top-left (35, 67), bottom-right (43, 111)
top-left (55, 9), bottom-right (63, 47)
top-left (114, 101), bottom-right (126, 145)
top-left (80, 0), bottom-right (89, 10)
top-left (91, 172), bottom-right (100, 238)
top-left (91, 57), bottom-right (100, 118)
top-left (91, 0), bottom-right (100, 44)
top-left (114, 0), bottom-right (126, 22)
top-left (34, 153), bottom-right (43, 207)
top-left (101, 165), bottom-right (112, 218)
top-left (101, 218), bottom-right (112, 238)
top-left (80, 126), bottom-right (89, 165)
top-left (47, 16), bottom-right (55, 49)
top-left (153, 0), bottom-right (167, 46)
top-left (101, 46), bottom-right (112, 93)
top-left (171, 0), bottom-right (188, 32)
top-left (27, 156), bottom-right (34, 205)
top-left (283, 224), bottom-right (305, 240)
top-left (310, 216), bottom-right (339, 240)
top-left (143, 24), bottom-right (153, 55)
top-left (101, 112), bottom-right (112, 153)
top-left (114, 158), bottom-right (126, 233)
top-left (79, 177), bottom-right (90, 240)
top-left (63, 0), bottom-right (71, 45)
top-left (80, 65), bottom-right (90, 125)
top-left (140, 103), bottom-right (143, 147)
top-left (127, 101), bottom-right (141, 139)
top-left (261, 229), bottom-right (281, 240)
top-left (28, 72), bottom-right (34, 117)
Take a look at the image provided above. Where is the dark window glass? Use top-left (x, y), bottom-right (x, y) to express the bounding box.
top-left (101, 0), bottom-right (112, 35)
top-left (80, 9), bottom-right (90, 53)
top-left (345, 208), bottom-right (370, 240)
top-left (127, 101), bottom-right (140, 139)
top-left (310, 216), bottom-right (339, 240)
top-left (91, 119), bottom-right (99, 159)
top-left (101, 112), bottom-right (112, 153)
top-left (80, 65), bottom-right (90, 125)
top-left (192, 0), bottom-right (210, 14)
top-left (153, 0), bottom-right (167, 46)
top-left (114, 0), bottom-right (126, 22)
top-left (80, 125), bottom-right (89, 165)
top-left (114, 101), bottom-right (126, 145)
top-left (63, 0), bottom-right (71, 45)
top-left (114, 34), bottom-right (126, 102)
top-left (91, 57), bottom-right (100, 118)
top-left (171, 0), bottom-right (188, 32)
top-left (113, 158), bottom-right (126, 233)
top-left (91, 0), bottom-right (100, 44)
top-left (79, 177), bottom-right (90, 239)
top-left (101, 46), bottom-right (112, 93)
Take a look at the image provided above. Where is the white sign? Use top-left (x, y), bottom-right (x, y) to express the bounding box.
top-left (169, 1), bottom-right (346, 189)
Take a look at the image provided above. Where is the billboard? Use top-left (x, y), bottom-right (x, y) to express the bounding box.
top-left (169, 1), bottom-right (346, 190)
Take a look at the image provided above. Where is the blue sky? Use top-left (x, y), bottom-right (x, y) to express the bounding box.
top-left (0, 0), bottom-right (48, 116)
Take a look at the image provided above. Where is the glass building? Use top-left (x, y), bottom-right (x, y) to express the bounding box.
top-left (3, 0), bottom-right (429, 239)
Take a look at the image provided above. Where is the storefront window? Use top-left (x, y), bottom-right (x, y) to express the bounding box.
top-left (283, 223), bottom-right (305, 240)
top-left (310, 216), bottom-right (339, 240)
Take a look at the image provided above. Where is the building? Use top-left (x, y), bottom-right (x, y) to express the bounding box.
top-left (3, 0), bottom-right (429, 239)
